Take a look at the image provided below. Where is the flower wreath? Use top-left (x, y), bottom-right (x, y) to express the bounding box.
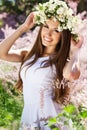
top-left (34, 0), bottom-right (82, 41)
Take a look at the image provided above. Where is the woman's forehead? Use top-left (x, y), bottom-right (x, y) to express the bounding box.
top-left (45, 19), bottom-right (60, 28)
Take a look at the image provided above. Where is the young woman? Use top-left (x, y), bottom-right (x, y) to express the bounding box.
top-left (0, 0), bottom-right (82, 130)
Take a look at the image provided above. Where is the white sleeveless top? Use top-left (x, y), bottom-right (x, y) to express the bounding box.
top-left (19, 56), bottom-right (69, 130)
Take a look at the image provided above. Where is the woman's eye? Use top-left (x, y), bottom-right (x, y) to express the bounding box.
top-left (43, 25), bottom-right (49, 29)
top-left (54, 30), bottom-right (59, 33)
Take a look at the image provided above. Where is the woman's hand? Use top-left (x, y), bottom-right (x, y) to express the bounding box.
top-left (70, 60), bottom-right (80, 80)
top-left (63, 49), bottom-right (80, 81)
top-left (70, 35), bottom-right (83, 58)
top-left (22, 12), bottom-right (36, 31)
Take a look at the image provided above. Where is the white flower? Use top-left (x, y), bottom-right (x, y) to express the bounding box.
top-left (58, 25), bottom-right (63, 32)
top-left (67, 16), bottom-right (74, 30)
top-left (34, 0), bottom-right (82, 37)
top-left (49, 0), bottom-right (60, 4)
top-left (49, 0), bottom-right (54, 3)
top-left (49, 4), bottom-right (55, 11)
top-left (65, 8), bottom-right (73, 16)
top-left (57, 7), bottom-right (65, 15)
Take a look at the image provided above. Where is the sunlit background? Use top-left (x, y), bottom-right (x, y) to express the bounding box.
top-left (0, 0), bottom-right (87, 130)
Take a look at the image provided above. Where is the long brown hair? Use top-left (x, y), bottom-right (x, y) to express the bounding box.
top-left (15, 26), bottom-right (71, 102)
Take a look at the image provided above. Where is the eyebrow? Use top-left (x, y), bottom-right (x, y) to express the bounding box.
top-left (44, 23), bottom-right (58, 30)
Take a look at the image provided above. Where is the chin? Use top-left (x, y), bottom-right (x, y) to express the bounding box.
top-left (42, 42), bottom-right (50, 47)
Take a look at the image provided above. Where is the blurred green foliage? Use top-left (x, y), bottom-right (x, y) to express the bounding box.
top-left (0, 19), bottom-right (3, 27)
top-left (47, 104), bottom-right (87, 130)
top-left (0, 0), bottom-right (49, 15)
top-left (0, 79), bottom-right (23, 129)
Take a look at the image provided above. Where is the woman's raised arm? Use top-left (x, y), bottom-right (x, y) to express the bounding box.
top-left (0, 12), bottom-right (35, 62)
top-left (63, 49), bottom-right (80, 81)
top-left (63, 34), bottom-right (83, 80)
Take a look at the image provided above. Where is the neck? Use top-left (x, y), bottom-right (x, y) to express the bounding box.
top-left (44, 47), bottom-right (55, 56)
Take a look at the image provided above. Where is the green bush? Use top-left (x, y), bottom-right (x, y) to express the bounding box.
top-left (0, 80), bottom-right (23, 129)
top-left (47, 104), bottom-right (87, 130)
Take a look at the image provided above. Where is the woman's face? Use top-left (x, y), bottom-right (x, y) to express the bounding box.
top-left (41, 19), bottom-right (61, 52)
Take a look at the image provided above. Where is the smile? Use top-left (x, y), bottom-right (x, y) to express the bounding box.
top-left (43, 37), bottom-right (52, 42)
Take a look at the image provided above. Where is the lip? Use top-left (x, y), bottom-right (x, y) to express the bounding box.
top-left (43, 36), bottom-right (52, 42)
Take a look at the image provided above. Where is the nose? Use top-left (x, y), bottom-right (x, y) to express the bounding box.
top-left (47, 29), bottom-right (52, 36)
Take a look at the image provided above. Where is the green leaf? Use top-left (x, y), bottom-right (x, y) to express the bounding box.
top-left (5, 113), bottom-right (13, 120)
top-left (64, 104), bottom-right (76, 114)
top-left (52, 127), bottom-right (60, 130)
top-left (47, 117), bottom-right (57, 126)
top-left (39, 4), bottom-right (44, 10)
top-left (80, 110), bottom-right (87, 118)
